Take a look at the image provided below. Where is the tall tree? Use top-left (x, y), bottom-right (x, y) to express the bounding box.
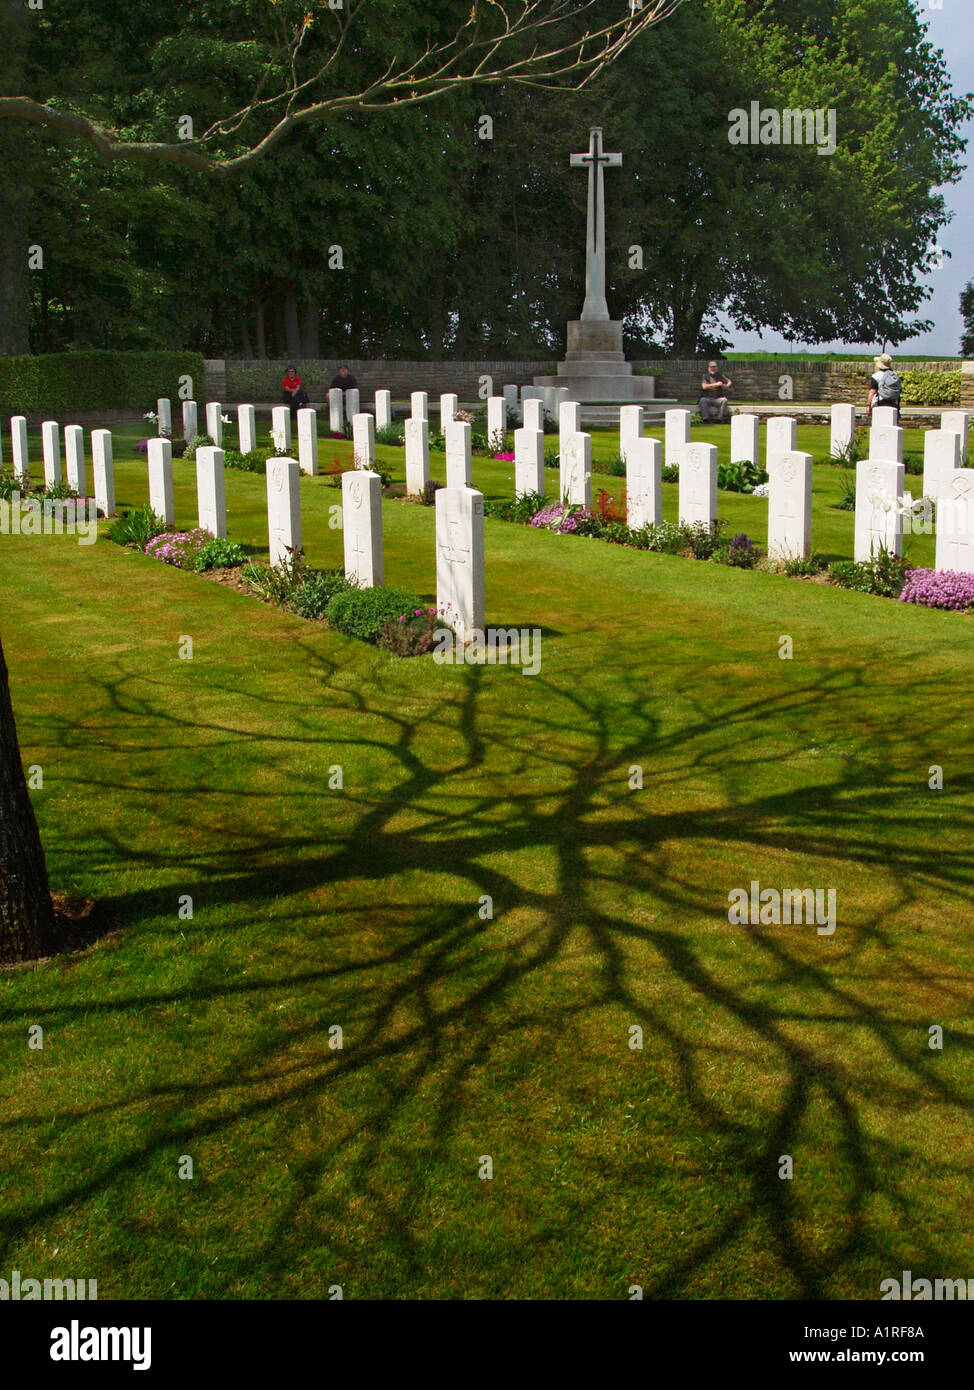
top-left (0, 633), bottom-right (56, 963)
top-left (961, 280), bottom-right (974, 357)
top-left (0, 0), bottom-right (31, 354)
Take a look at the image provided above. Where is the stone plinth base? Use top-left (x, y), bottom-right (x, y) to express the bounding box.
top-left (535, 317), bottom-right (659, 401)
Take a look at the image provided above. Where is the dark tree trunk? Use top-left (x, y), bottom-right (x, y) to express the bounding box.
top-left (300, 301), bottom-right (320, 359)
top-left (0, 0), bottom-right (31, 356)
top-left (284, 284), bottom-right (302, 359)
top-left (670, 295), bottom-right (706, 358)
top-left (240, 310), bottom-right (253, 359)
top-left (255, 301), bottom-right (267, 359)
top-left (0, 633), bottom-right (57, 963)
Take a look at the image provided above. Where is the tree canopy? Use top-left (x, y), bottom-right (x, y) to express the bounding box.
top-left (0, 0), bottom-right (969, 358)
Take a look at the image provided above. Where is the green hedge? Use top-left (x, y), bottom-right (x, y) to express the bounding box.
top-left (899, 370), bottom-right (962, 406)
top-left (0, 351), bottom-right (206, 416)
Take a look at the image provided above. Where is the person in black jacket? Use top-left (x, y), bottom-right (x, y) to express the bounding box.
top-left (329, 366), bottom-right (358, 396)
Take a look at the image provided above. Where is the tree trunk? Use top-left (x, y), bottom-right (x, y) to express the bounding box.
top-left (255, 300), bottom-right (266, 359)
top-left (0, 633), bottom-right (57, 963)
top-left (670, 303), bottom-right (706, 358)
top-left (0, 0), bottom-right (31, 356)
top-left (240, 310), bottom-right (253, 359)
top-left (300, 301), bottom-right (320, 359)
top-left (284, 284), bottom-right (302, 360)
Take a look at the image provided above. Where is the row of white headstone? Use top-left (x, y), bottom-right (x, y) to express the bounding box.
top-left (4, 416), bottom-right (117, 517)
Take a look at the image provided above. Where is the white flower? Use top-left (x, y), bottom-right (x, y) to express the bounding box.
top-left (751, 483), bottom-right (770, 498)
top-left (271, 430), bottom-right (287, 453)
top-left (144, 411), bottom-right (157, 421)
top-left (221, 413), bottom-right (231, 424)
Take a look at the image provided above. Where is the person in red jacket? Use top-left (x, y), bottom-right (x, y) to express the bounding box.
top-left (282, 365), bottom-right (310, 416)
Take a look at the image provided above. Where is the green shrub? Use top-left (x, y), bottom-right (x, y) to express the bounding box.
top-left (783, 553), bottom-right (826, 577)
top-left (835, 471), bottom-right (856, 511)
top-left (661, 464), bottom-right (679, 484)
top-left (630, 520), bottom-right (686, 553)
top-left (375, 424), bottom-right (404, 447)
top-left (194, 537), bottom-right (247, 571)
top-left (0, 471), bottom-right (18, 501)
top-left (377, 607), bottom-right (449, 657)
top-left (483, 492), bottom-right (547, 523)
top-left (606, 455), bottom-right (626, 477)
top-left (899, 370), bottom-right (961, 406)
top-left (325, 585), bottom-right (428, 643)
top-left (109, 504), bottom-right (169, 550)
top-left (543, 448), bottom-right (560, 469)
top-left (718, 459), bottom-right (767, 494)
top-left (222, 448), bottom-right (271, 474)
top-left (0, 351), bottom-right (205, 417)
top-left (184, 432), bottom-right (216, 454)
top-left (289, 568), bottom-right (352, 620)
top-left (682, 520), bottom-right (726, 559)
top-left (903, 452), bottom-right (923, 476)
top-left (43, 480), bottom-right (79, 501)
top-left (829, 547), bottom-right (910, 598)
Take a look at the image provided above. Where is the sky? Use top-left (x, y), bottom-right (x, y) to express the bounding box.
top-left (729, 3), bottom-right (973, 358)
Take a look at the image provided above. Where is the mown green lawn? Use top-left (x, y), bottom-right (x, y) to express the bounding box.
top-left (0, 419), bottom-right (971, 1300)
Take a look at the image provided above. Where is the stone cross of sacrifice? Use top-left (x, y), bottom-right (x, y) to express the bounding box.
top-left (570, 126), bottom-right (622, 324)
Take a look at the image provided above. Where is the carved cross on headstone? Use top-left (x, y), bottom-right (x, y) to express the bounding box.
top-left (570, 126), bottom-right (622, 324)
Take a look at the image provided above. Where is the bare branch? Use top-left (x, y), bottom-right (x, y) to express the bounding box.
top-left (0, 0), bottom-right (686, 177)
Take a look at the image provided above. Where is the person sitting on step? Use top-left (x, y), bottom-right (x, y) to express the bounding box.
top-left (699, 361), bottom-right (733, 423)
top-left (282, 365), bottom-right (310, 417)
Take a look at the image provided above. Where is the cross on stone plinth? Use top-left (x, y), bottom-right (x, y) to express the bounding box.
top-left (570, 126), bottom-right (622, 324)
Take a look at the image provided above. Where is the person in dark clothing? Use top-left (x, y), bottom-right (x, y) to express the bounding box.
top-left (329, 366), bottom-right (358, 394)
top-left (282, 365), bottom-right (310, 416)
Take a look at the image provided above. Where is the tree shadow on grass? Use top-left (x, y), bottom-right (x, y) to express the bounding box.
top-left (1, 646), bottom-right (973, 1299)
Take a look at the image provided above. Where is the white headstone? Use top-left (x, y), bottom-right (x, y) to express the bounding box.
top-left (665, 409), bottom-right (691, 468)
top-left (731, 413), bottom-right (760, 465)
top-left (560, 432), bottom-right (592, 508)
top-left (855, 459), bottom-right (904, 560)
top-left (205, 402), bottom-right (223, 445)
top-left (410, 391), bottom-right (428, 422)
top-left (869, 423), bottom-right (903, 463)
top-left (11, 417), bottom-right (29, 485)
top-left (238, 404), bottom-right (257, 454)
top-left (375, 390), bottom-right (393, 431)
top-left (923, 430), bottom-right (960, 498)
top-left (619, 405), bottom-right (643, 466)
top-left (521, 386), bottom-right (543, 403)
top-left (345, 388), bottom-right (360, 421)
top-left (679, 442), bottom-right (718, 527)
top-left (766, 416), bottom-right (797, 471)
top-left (157, 398), bottom-right (172, 437)
top-left (514, 427), bottom-right (545, 499)
top-left (196, 446), bottom-right (227, 539)
top-left (767, 451), bottom-right (813, 560)
top-left (830, 404), bottom-right (857, 460)
top-left (503, 385), bottom-right (520, 420)
top-left (328, 388), bottom-right (344, 433)
top-left (440, 394), bottom-right (459, 431)
top-left (342, 468), bottom-right (384, 588)
top-left (626, 436), bottom-right (662, 531)
top-left (559, 400), bottom-right (581, 439)
top-left (147, 437), bottom-right (175, 526)
top-left (64, 425), bottom-right (87, 496)
top-left (941, 410), bottom-right (969, 464)
top-left (487, 396), bottom-right (507, 444)
top-left (871, 405), bottom-right (898, 429)
top-left (542, 386), bottom-right (558, 420)
top-left (296, 408), bottom-right (319, 476)
top-left (42, 422), bottom-right (61, 488)
top-left (524, 398), bottom-right (545, 432)
top-left (92, 429), bottom-right (114, 517)
top-left (555, 387), bottom-right (570, 408)
top-left (405, 417), bottom-right (429, 495)
top-left (352, 412), bottom-right (375, 471)
top-left (935, 469), bottom-right (974, 573)
top-left (446, 420), bottom-right (473, 489)
top-left (182, 400), bottom-right (198, 441)
top-left (272, 405), bottom-right (293, 453)
top-left (266, 457), bottom-right (302, 566)
top-left (436, 486), bottom-right (485, 645)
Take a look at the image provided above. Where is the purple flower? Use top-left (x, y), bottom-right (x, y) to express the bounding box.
top-left (899, 568), bottom-right (974, 612)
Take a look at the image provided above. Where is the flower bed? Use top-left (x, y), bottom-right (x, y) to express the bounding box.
top-left (899, 568), bottom-right (974, 612)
